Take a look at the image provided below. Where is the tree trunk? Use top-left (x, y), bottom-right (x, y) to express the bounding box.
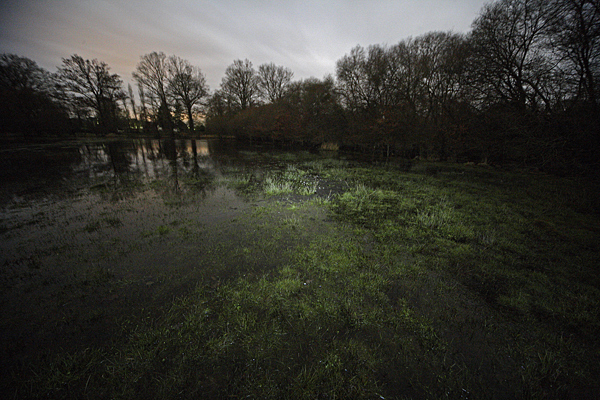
top-left (187, 106), bottom-right (195, 133)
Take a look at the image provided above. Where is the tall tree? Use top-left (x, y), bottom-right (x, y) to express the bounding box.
top-left (220, 59), bottom-right (258, 111)
top-left (167, 56), bottom-right (209, 132)
top-left (468, 0), bottom-right (558, 111)
top-left (204, 89), bottom-right (234, 136)
top-left (336, 41), bottom-right (429, 151)
top-left (137, 84), bottom-right (149, 126)
top-left (0, 53), bottom-right (51, 93)
top-left (206, 90), bottom-right (231, 118)
top-left (412, 32), bottom-right (471, 127)
top-left (0, 53), bottom-right (69, 134)
top-left (133, 52), bottom-right (172, 132)
top-left (257, 63), bottom-right (294, 103)
top-left (411, 32), bottom-right (472, 159)
top-left (549, 0), bottom-right (600, 108)
top-left (127, 83), bottom-right (138, 122)
top-left (57, 54), bottom-right (125, 133)
top-left (297, 76), bottom-right (346, 144)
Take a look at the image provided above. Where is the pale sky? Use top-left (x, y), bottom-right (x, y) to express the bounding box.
top-left (0, 0), bottom-right (489, 91)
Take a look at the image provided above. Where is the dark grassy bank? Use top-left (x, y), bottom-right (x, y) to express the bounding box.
top-left (3, 153), bottom-right (600, 399)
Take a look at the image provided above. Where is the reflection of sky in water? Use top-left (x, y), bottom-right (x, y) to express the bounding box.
top-left (0, 139), bottom-right (250, 264)
top-left (74, 139), bottom-right (215, 184)
top-left (0, 139), bottom-right (225, 222)
top-left (192, 140), bottom-right (210, 156)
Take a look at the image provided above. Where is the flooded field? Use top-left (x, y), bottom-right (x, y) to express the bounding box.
top-left (1, 138), bottom-right (599, 399)
top-left (0, 139), bottom-right (334, 390)
top-left (2, 141), bottom-right (311, 335)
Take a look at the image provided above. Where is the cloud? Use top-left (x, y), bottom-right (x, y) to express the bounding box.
top-left (0, 0), bottom-right (488, 91)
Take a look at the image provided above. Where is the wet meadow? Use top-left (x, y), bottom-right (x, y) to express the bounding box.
top-left (1, 138), bottom-right (599, 399)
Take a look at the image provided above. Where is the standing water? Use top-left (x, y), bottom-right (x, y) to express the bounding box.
top-left (0, 138), bottom-right (332, 387)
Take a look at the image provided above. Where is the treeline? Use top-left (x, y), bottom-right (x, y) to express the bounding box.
top-left (209, 0), bottom-right (600, 175)
top-left (0, 52), bottom-right (209, 136)
top-left (1, 0), bottom-right (598, 175)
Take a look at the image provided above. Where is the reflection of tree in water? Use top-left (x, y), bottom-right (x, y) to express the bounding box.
top-left (163, 138), bottom-right (180, 193)
top-left (76, 139), bottom-right (219, 202)
top-left (131, 139), bottom-right (217, 201)
top-left (0, 144), bottom-right (82, 205)
top-left (78, 141), bottom-right (145, 202)
top-left (191, 139), bottom-right (200, 177)
top-left (101, 141), bottom-right (141, 201)
top-left (185, 140), bottom-right (215, 191)
top-left (105, 142), bottom-right (132, 178)
top-left (1, 139), bottom-right (223, 207)
top-left (175, 139), bottom-right (217, 198)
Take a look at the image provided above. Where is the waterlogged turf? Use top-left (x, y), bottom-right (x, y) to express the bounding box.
top-left (1, 139), bottom-right (599, 399)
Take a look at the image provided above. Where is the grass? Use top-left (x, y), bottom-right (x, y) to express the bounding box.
top-left (6, 156), bottom-right (600, 399)
top-left (224, 164), bottom-right (319, 198)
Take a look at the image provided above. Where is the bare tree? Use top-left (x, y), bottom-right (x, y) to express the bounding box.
top-left (414, 32), bottom-right (469, 121)
top-left (133, 52), bottom-right (172, 131)
top-left (296, 76), bottom-right (345, 143)
top-left (257, 63), bottom-right (294, 103)
top-left (336, 41), bottom-right (435, 118)
top-left (167, 56), bottom-right (209, 132)
top-left (220, 59), bottom-right (258, 111)
top-left (468, 0), bottom-right (558, 111)
top-left (336, 45), bottom-right (372, 113)
top-left (337, 43), bottom-right (403, 150)
top-left (206, 90), bottom-right (231, 118)
top-left (336, 35), bottom-right (472, 158)
top-left (549, 0), bottom-right (600, 108)
top-left (57, 54), bottom-right (125, 133)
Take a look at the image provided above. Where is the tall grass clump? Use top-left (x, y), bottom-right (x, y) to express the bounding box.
top-left (263, 175), bottom-right (295, 196)
top-left (263, 165), bottom-right (318, 197)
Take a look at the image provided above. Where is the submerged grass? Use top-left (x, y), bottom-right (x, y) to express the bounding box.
top-left (224, 164), bottom-right (319, 198)
top-left (8, 155), bottom-right (600, 399)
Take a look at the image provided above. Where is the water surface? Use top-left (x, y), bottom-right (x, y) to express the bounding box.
top-left (0, 138), bottom-right (324, 371)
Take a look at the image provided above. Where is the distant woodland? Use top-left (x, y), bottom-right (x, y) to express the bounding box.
top-left (1, 0), bottom-right (599, 176)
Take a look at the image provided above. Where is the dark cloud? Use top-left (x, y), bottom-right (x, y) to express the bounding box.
top-left (0, 0), bottom-right (488, 90)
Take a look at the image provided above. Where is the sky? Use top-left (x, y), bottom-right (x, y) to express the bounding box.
top-left (0, 0), bottom-right (489, 91)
